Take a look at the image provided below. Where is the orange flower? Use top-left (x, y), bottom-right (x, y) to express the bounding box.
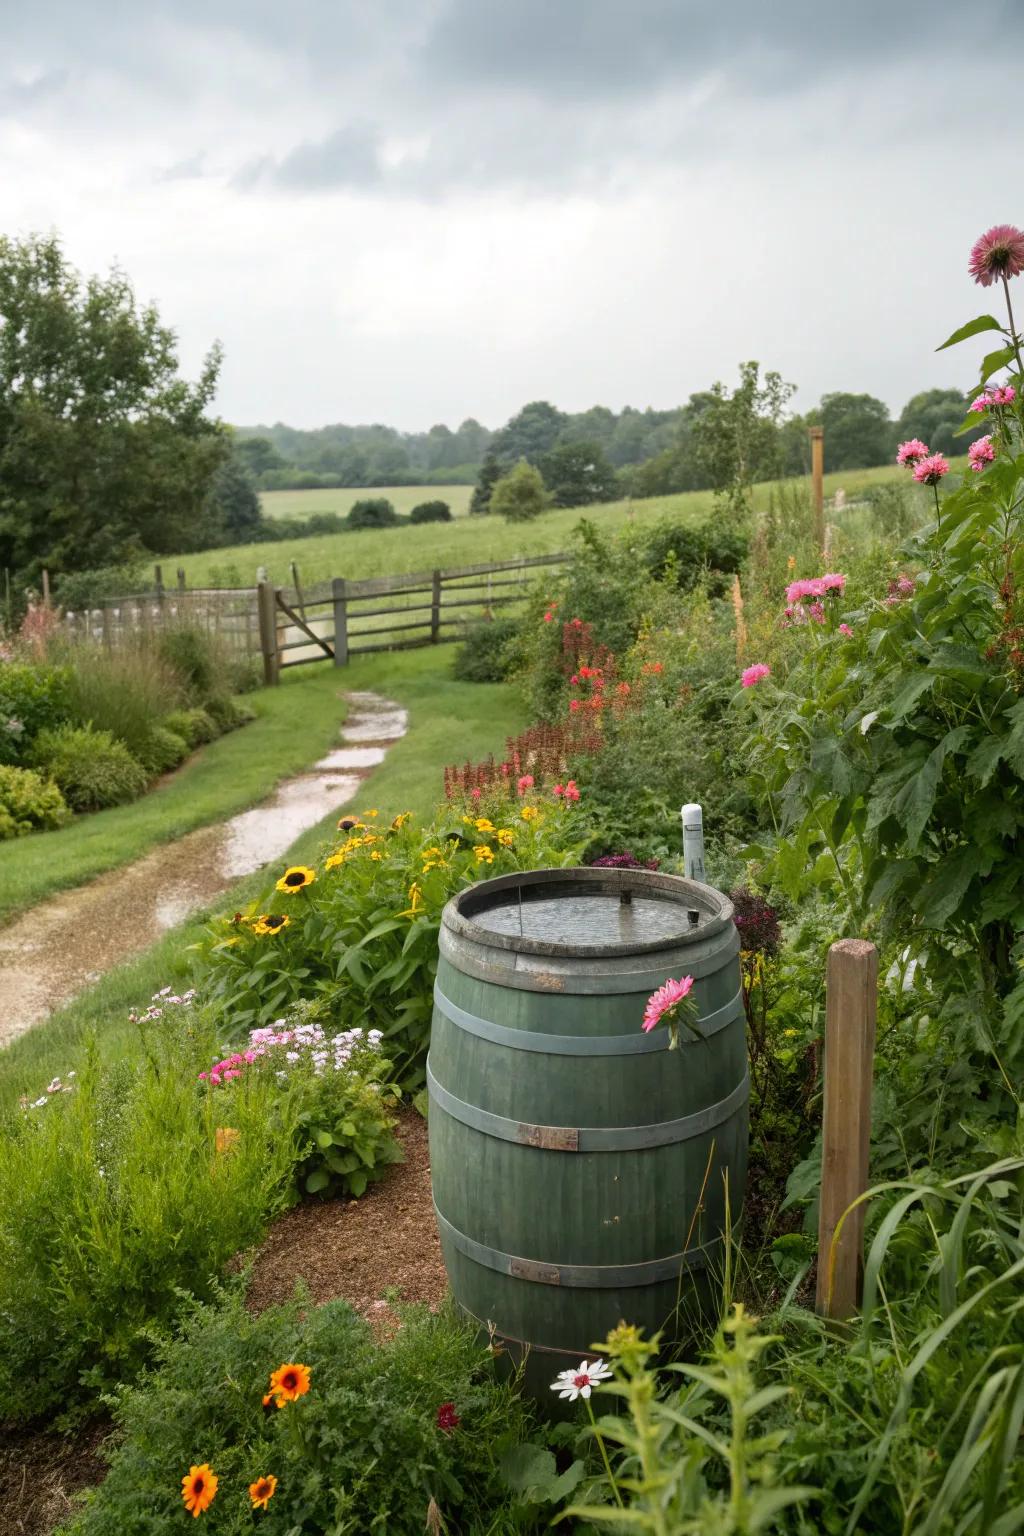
top-left (181, 1464), bottom-right (218, 1518)
top-left (249, 1474), bottom-right (278, 1511)
top-left (268, 1362), bottom-right (311, 1403)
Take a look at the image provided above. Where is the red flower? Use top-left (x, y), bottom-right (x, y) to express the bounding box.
top-left (569, 699), bottom-right (580, 712)
top-left (436, 1402), bottom-right (460, 1432)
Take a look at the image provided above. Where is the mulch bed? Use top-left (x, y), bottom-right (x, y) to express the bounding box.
top-left (245, 1103), bottom-right (448, 1323)
top-left (0, 1421), bottom-right (109, 1536)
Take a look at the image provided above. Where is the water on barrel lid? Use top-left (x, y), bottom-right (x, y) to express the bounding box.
top-left (471, 889), bottom-right (696, 947)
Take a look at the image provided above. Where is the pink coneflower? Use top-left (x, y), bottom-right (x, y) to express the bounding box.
top-left (785, 577), bottom-right (820, 604)
top-left (896, 439), bottom-right (930, 466)
top-left (642, 975), bottom-right (694, 1033)
top-left (968, 435), bottom-right (995, 472)
top-left (968, 224), bottom-right (1024, 287)
top-left (990, 385), bottom-right (1017, 405)
top-left (913, 453), bottom-right (950, 486)
top-left (740, 663), bottom-right (771, 688)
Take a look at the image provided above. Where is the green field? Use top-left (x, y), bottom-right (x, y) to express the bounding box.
top-left (261, 484), bottom-right (474, 521)
top-left (178, 463), bottom-right (934, 591)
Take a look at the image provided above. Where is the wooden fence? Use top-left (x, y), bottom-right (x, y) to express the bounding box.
top-left (258, 552), bottom-right (571, 683)
top-left (61, 567), bottom-right (261, 657)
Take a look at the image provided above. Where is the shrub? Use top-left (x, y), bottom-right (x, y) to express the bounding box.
top-left (63, 1290), bottom-right (535, 1535)
top-left (200, 802), bottom-right (585, 1089)
top-left (31, 724), bottom-right (149, 811)
top-left (135, 725), bottom-right (189, 775)
top-left (155, 623), bottom-right (225, 702)
top-left (410, 499), bottom-right (452, 524)
top-left (62, 644), bottom-right (183, 764)
top-left (163, 706), bottom-right (219, 747)
top-left (452, 618), bottom-right (522, 682)
top-left (205, 693), bottom-right (255, 732)
top-left (0, 661), bottom-right (72, 764)
top-left (641, 517), bottom-right (749, 596)
top-left (54, 560), bottom-right (147, 610)
top-left (348, 497), bottom-right (398, 529)
top-left (0, 1001), bottom-right (300, 1423)
top-left (0, 763), bottom-right (71, 838)
top-left (490, 459), bottom-right (549, 522)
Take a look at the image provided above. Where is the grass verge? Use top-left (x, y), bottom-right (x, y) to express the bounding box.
top-left (0, 669), bottom-right (352, 924)
top-left (0, 646), bottom-right (527, 1111)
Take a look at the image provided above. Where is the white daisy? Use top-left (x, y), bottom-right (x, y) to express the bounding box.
top-left (550, 1358), bottom-right (613, 1401)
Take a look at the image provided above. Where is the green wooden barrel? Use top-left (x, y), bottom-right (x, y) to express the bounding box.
top-left (428, 866), bottom-right (747, 1391)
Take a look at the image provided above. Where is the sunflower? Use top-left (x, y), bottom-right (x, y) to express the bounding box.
top-left (181, 1464), bottom-right (218, 1518)
top-left (253, 913), bottom-right (291, 936)
top-left (276, 866), bottom-right (316, 894)
top-left (269, 1362), bottom-right (311, 1403)
top-left (249, 1475), bottom-right (278, 1511)
top-left (336, 817), bottom-right (365, 832)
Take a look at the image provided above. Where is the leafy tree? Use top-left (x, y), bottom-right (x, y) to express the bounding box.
top-left (347, 497), bottom-right (398, 529)
top-left (0, 233), bottom-right (227, 579)
top-left (491, 400), bottom-right (567, 464)
top-left (490, 459), bottom-right (549, 522)
top-left (233, 435), bottom-right (285, 479)
top-left (896, 387), bottom-right (987, 458)
top-left (691, 363), bottom-right (795, 512)
top-left (539, 438), bottom-right (618, 507)
top-left (207, 450), bottom-right (263, 543)
top-left (815, 391), bottom-right (893, 471)
top-left (470, 453), bottom-right (503, 516)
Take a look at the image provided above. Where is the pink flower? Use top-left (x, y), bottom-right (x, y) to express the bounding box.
top-left (517, 774), bottom-right (534, 793)
top-left (968, 435), bottom-right (995, 472)
top-left (543, 612), bottom-right (553, 624)
top-left (642, 976), bottom-right (695, 1033)
top-left (552, 783), bottom-right (565, 797)
top-left (740, 663), bottom-right (771, 688)
top-left (569, 698), bottom-right (581, 712)
top-left (436, 1402), bottom-right (460, 1432)
top-left (564, 780), bottom-right (580, 802)
top-left (808, 602), bottom-right (825, 623)
top-left (819, 573), bottom-right (846, 593)
top-left (570, 674), bottom-right (579, 686)
top-left (896, 439), bottom-right (930, 466)
top-left (913, 453), bottom-right (950, 486)
top-left (990, 385), bottom-right (1016, 405)
top-left (839, 623), bottom-right (854, 637)
top-left (471, 787), bottom-right (481, 800)
top-left (785, 577), bottom-right (819, 604)
top-left (970, 394), bottom-right (990, 413)
top-left (968, 224), bottom-right (1024, 287)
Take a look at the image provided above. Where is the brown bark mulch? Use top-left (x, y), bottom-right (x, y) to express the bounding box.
top-left (0, 1421), bottom-right (109, 1536)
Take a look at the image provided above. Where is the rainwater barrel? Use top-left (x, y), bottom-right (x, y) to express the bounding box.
top-left (427, 866), bottom-right (747, 1389)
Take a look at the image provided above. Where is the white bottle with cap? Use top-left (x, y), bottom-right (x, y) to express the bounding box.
top-left (681, 803), bottom-right (705, 882)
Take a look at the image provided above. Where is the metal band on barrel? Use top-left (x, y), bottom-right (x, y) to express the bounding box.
top-left (432, 981), bottom-right (744, 1056)
top-left (426, 1062), bottom-right (749, 1152)
top-left (433, 1205), bottom-right (734, 1288)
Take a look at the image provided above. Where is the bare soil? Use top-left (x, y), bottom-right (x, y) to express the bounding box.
top-left (0, 1422), bottom-right (109, 1536)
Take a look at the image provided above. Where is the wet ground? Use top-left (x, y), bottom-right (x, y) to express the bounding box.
top-left (0, 693), bottom-right (408, 1047)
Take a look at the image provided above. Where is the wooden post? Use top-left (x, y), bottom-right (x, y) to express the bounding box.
top-left (257, 579), bottom-right (280, 686)
top-left (809, 426), bottom-right (825, 557)
top-left (41, 568), bottom-right (51, 608)
top-left (816, 938), bottom-right (878, 1320)
top-left (332, 577), bottom-right (349, 667)
top-left (177, 568), bottom-right (186, 593)
top-left (430, 569), bottom-right (442, 643)
top-left (290, 560), bottom-right (307, 624)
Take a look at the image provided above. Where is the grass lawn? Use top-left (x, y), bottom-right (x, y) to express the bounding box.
top-left (0, 668), bottom-right (352, 924)
top-left (175, 464), bottom-right (949, 591)
top-left (261, 484), bottom-right (474, 521)
top-left (0, 646), bottom-right (528, 1112)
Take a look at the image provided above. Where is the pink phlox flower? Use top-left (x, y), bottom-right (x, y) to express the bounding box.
top-left (896, 439), bottom-right (930, 466)
top-left (968, 435), bottom-right (995, 472)
top-left (642, 975), bottom-right (695, 1033)
top-left (968, 224), bottom-right (1024, 287)
top-left (740, 663), bottom-right (771, 688)
top-left (913, 453), bottom-right (950, 485)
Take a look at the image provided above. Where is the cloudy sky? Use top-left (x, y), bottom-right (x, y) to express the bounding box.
top-left (3, 1), bottom-right (1023, 430)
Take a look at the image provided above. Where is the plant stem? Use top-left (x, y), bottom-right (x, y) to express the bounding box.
top-left (1000, 274), bottom-right (1024, 377)
top-left (932, 483), bottom-right (942, 535)
top-left (585, 1398), bottom-right (624, 1509)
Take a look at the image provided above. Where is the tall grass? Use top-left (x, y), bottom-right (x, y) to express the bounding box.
top-left (58, 640), bottom-right (184, 762)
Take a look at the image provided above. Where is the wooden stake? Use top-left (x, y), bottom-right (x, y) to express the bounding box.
top-left (809, 427), bottom-right (825, 556)
top-left (256, 579), bottom-right (280, 686)
top-left (816, 938), bottom-right (878, 1320)
top-left (430, 569), bottom-right (442, 644)
top-left (41, 568), bottom-right (51, 608)
top-left (332, 577), bottom-right (349, 668)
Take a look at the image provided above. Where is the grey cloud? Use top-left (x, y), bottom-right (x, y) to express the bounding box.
top-left (0, 69), bottom-right (69, 113)
top-left (236, 121), bottom-right (383, 191)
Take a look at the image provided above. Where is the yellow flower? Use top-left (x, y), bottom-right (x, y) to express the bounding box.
top-left (497, 829), bottom-right (514, 847)
top-left (362, 807), bottom-right (379, 819)
top-left (370, 851), bottom-right (383, 861)
top-left (325, 852), bottom-right (347, 871)
top-left (521, 806), bottom-right (539, 822)
top-left (253, 913), bottom-right (291, 936)
top-left (474, 818), bottom-right (496, 834)
top-left (461, 815), bottom-right (475, 825)
top-left (269, 1362), bottom-right (311, 1403)
top-left (787, 555), bottom-right (796, 571)
top-left (391, 812), bottom-right (412, 829)
top-left (249, 1476), bottom-right (277, 1511)
top-left (182, 1465), bottom-right (218, 1519)
top-left (783, 1028), bottom-right (798, 1038)
top-left (473, 844), bottom-right (495, 864)
top-left (276, 866), bottom-right (316, 894)
top-left (405, 881), bottom-right (424, 914)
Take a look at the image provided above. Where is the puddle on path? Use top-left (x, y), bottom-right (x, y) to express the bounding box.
top-left (0, 693), bottom-right (407, 1047)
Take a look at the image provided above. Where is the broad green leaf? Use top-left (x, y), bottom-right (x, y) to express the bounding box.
top-left (936, 314), bottom-right (1004, 351)
top-left (305, 1168), bottom-right (330, 1194)
top-left (980, 343), bottom-right (1017, 382)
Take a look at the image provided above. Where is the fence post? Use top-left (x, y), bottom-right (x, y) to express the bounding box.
top-left (332, 578), bottom-right (349, 667)
top-left (809, 426), bottom-right (825, 556)
top-left (41, 568), bottom-right (51, 608)
top-left (430, 569), bottom-right (442, 643)
top-left (257, 579), bottom-right (280, 686)
top-left (177, 568), bottom-right (186, 593)
top-left (816, 938), bottom-right (878, 1320)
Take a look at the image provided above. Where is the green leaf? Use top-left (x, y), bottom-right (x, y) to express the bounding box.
top-left (305, 1168), bottom-right (330, 1194)
top-left (315, 1129), bottom-right (334, 1150)
top-left (936, 314), bottom-right (1004, 351)
top-left (980, 343), bottom-right (1017, 382)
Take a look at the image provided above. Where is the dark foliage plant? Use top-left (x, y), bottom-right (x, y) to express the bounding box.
top-left (347, 497), bottom-right (398, 529)
top-left (410, 499), bottom-right (452, 523)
